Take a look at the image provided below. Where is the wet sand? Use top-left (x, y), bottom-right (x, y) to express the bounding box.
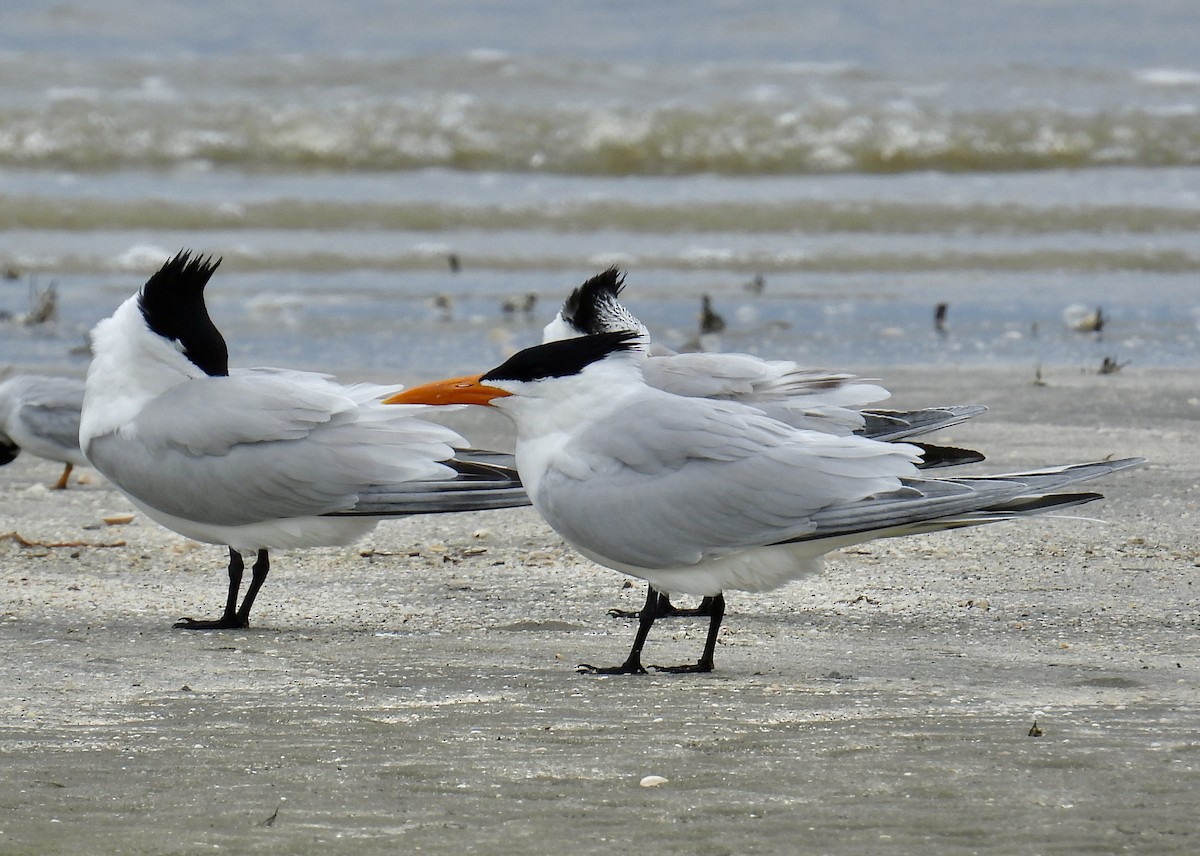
top-left (0, 365), bottom-right (1196, 855)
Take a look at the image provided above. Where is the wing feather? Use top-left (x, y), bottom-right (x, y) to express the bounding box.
top-left (533, 393), bottom-right (921, 570)
top-left (643, 353), bottom-right (889, 434)
top-left (0, 376), bottom-right (86, 463)
top-left (88, 369), bottom-right (465, 526)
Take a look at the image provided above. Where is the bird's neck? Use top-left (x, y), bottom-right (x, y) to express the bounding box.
top-left (79, 297), bottom-right (203, 443)
top-left (498, 360), bottom-right (642, 500)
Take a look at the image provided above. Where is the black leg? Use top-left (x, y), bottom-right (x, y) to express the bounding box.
top-left (174, 547), bottom-right (251, 630)
top-left (234, 549), bottom-right (271, 627)
top-left (653, 593), bottom-right (725, 673)
top-left (579, 585), bottom-right (661, 675)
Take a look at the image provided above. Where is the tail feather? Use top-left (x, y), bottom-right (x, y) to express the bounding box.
top-left (911, 442), bottom-right (985, 469)
top-left (788, 457), bottom-right (1143, 544)
top-left (332, 449), bottom-right (530, 516)
top-left (875, 492), bottom-right (1106, 536)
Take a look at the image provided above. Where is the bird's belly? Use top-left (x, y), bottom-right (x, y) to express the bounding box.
top-left (571, 540), bottom-right (827, 598)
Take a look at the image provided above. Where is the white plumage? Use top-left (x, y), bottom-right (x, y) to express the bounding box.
top-left (82, 251), bottom-right (527, 629)
top-left (541, 268), bottom-right (889, 434)
top-left (538, 268), bottom-right (987, 618)
top-left (388, 330), bottom-right (1143, 673)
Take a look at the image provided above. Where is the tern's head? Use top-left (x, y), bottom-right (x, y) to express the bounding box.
top-left (542, 268), bottom-right (650, 343)
top-left (81, 250), bottom-right (227, 444)
top-left (385, 331), bottom-right (644, 409)
top-left (135, 251), bottom-right (229, 378)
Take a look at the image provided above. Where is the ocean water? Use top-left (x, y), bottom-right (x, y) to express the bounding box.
top-left (1, 0), bottom-right (1198, 377)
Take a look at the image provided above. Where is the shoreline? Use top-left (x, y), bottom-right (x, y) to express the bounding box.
top-left (1, 363), bottom-right (1196, 854)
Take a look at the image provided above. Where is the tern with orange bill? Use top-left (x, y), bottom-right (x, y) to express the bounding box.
top-left (387, 331), bottom-right (1143, 674)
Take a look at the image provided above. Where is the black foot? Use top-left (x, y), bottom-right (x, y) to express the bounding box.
top-left (577, 659), bottom-right (648, 675)
top-left (607, 608), bottom-right (641, 619)
top-left (651, 661), bottom-right (714, 674)
top-left (173, 616), bottom-right (248, 630)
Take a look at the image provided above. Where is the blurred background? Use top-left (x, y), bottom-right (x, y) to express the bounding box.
top-left (1, 0), bottom-right (1198, 377)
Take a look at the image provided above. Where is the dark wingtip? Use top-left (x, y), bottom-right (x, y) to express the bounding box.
top-left (0, 436), bottom-right (20, 466)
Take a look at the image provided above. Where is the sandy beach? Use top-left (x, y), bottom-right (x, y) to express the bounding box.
top-left (0, 363), bottom-right (1196, 855)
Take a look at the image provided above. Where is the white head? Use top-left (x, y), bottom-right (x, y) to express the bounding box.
top-left (386, 331), bottom-right (644, 416)
top-left (384, 331), bottom-right (646, 497)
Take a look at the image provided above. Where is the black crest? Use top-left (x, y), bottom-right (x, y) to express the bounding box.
top-left (561, 267), bottom-right (625, 334)
top-left (138, 250), bottom-right (229, 377)
top-left (482, 331), bottom-right (641, 384)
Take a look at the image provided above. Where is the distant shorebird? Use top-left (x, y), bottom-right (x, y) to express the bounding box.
top-left (934, 302), bottom-right (949, 334)
top-left (700, 294), bottom-right (726, 335)
top-left (1065, 305), bottom-right (1104, 334)
top-left (502, 292), bottom-right (538, 318)
top-left (2, 278), bottom-right (59, 326)
top-left (430, 293), bottom-right (455, 322)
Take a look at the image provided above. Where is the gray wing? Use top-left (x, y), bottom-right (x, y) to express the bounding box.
top-left (800, 458), bottom-right (1145, 542)
top-left (17, 400), bottom-right (85, 459)
top-left (87, 371), bottom-right (464, 526)
top-left (340, 453), bottom-right (529, 515)
top-left (534, 393), bottom-right (922, 570)
top-left (643, 353), bottom-right (889, 434)
top-left (0, 375), bottom-right (86, 462)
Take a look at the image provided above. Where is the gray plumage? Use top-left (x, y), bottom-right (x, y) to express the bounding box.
top-left (80, 250), bottom-right (529, 629)
top-left (0, 374), bottom-right (87, 486)
top-left (389, 332), bottom-right (1146, 672)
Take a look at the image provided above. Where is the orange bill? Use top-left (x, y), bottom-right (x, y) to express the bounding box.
top-left (383, 374), bottom-right (512, 406)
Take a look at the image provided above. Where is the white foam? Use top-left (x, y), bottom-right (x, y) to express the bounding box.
top-left (115, 245), bottom-right (173, 270)
top-left (1134, 68), bottom-right (1200, 87)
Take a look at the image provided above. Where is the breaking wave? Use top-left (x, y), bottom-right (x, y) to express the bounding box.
top-left (7, 98), bottom-right (1200, 175)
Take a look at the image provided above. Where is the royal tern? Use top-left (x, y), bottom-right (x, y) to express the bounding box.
top-left (542, 268), bottom-right (984, 441)
top-left (387, 331), bottom-right (1143, 674)
top-left (0, 374), bottom-right (87, 489)
top-left (542, 269), bottom-right (987, 616)
top-left (81, 251), bottom-right (528, 630)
